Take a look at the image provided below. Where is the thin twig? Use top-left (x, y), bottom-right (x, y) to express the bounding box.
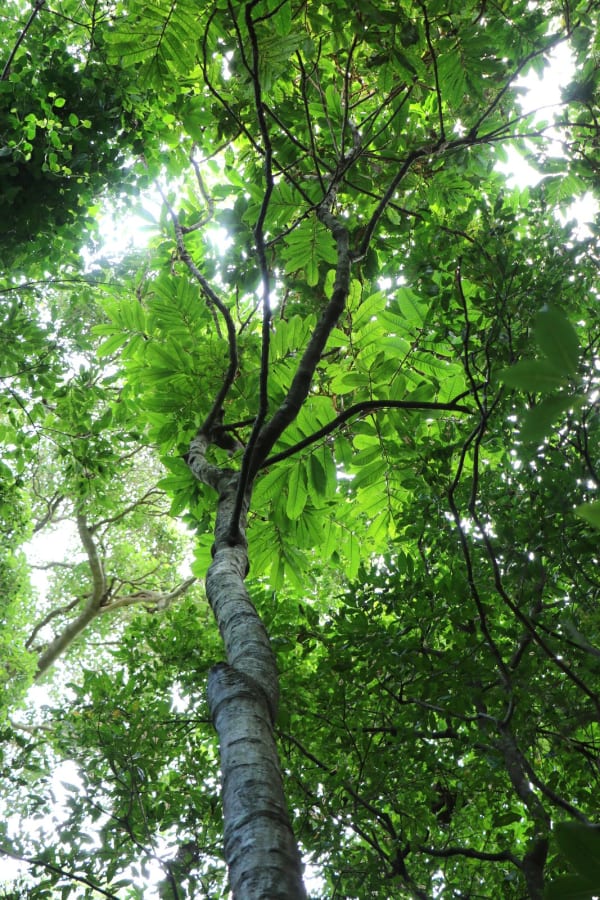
top-left (160, 188), bottom-right (238, 431)
top-left (420, 1), bottom-right (445, 140)
top-left (1, 0), bottom-right (46, 81)
top-left (228, 0), bottom-right (276, 540)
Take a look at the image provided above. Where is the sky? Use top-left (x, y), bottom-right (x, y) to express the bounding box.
top-left (497, 41), bottom-right (598, 231)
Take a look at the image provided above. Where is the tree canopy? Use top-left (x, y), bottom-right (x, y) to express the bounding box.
top-left (1, 0), bottom-right (600, 897)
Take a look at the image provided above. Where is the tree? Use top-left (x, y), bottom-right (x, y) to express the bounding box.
top-left (1, 0), bottom-right (600, 897)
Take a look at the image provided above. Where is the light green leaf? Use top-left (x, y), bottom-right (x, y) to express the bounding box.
top-left (346, 531), bottom-right (360, 579)
top-left (254, 465), bottom-right (291, 504)
top-left (325, 84), bottom-right (342, 118)
top-left (286, 463), bottom-right (308, 520)
top-left (394, 286), bottom-right (426, 326)
top-left (97, 333), bottom-right (127, 357)
top-left (353, 291), bottom-right (387, 329)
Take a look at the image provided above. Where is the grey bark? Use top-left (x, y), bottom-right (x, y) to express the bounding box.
top-left (35, 513), bottom-right (107, 677)
top-left (187, 435), bottom-right (307, 898)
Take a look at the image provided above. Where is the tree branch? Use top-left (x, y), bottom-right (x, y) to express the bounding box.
top-left (31, 492), bottom-right (65, 533)
top-left (419, 1), bottom-right (445, 140)
top-left (262, 398), bottom-right (472, 468)
top-left (419, 844), bottom-right (518, 864)
top-left (89, 488), bottom-right (164, 533)
top-left (1, 0), bottom-right (46, 81)
top-left (245, 197), bottom-right (352, 485)
top-left (100, 576), bottom-right (197, 614)
top-left (186, 432), bottom-right (231, 494)
top-left (228, 0), bottom-right (276, 540)
top-left (35, 514), bottom-right (108, 676)
top-left (0, 843), bottom-right (119, 899)
top-left (468, 31), bottom-right (565, 137)
top-left (26, 596), bottom-right (81, 649)
top-left (161, 190), bottom-right (238, 433)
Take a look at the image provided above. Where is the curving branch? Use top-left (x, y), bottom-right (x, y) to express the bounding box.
top-left (357, 82), bottom-right (414, 152)
top-left (186, 432), bottom-right (229, 493)
top-left (89, 488), bottom-right (164, 533)
top-left (32, 491), bottom-right (65, 533)
top-left (180, 147), bottom-right (215, 236)
top-left (224, 190), bottom-right (355, 542)
top-left (340, 36), bottom-right (360, 158)
top-left (26, 596), bottom-right (80, 650)
top-left (35, 513), bottom-right (107, 677)
top-left (100, 577), bottom-right (197, 614)
top-left (448, 415), bottom-right (513, 689)
top-left (354, 147), bottom-right (427, 262)
top-left (283, 730), bottom-right (398, 838)
top-left (468, 31), bottom-right (565, 137)
top-left (32, 513), bottom-right (197, 677)
top-left (0, 842), bottom-right (119, 899)
top-left (419, 844), bottom-right (518, 864)
top-left (246, 200), bottom-right (352, 481)
top-left (419, 1), bottom-right (445, 140)
top-left (261, 397), bottom-right (472, 468)
top-left (161, 190), bottom-right (238, 433)
top-left (295, 50), bottom-right (327, 191)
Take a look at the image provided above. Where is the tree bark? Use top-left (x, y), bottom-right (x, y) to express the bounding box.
top-left (188, 437), bottom-right (307, 899)
top-left (35, 513), bottom-right (106, 677)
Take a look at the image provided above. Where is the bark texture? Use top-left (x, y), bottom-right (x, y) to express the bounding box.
top-left (188, 436), bottom-right (307, 899)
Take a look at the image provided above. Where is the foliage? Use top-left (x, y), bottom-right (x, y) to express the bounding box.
top-left (545, 823), bottom-right (600, 899)
top-left (1, 0), bottom-right (600, 897)
top-left (0, 480), bottom-right (36, 716)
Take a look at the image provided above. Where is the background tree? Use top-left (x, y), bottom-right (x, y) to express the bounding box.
top-left (1, 0), bottom-right (600, 898)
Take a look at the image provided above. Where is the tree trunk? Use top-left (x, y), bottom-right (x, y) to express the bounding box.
top-left (191, 448), bottom-right (307, 899)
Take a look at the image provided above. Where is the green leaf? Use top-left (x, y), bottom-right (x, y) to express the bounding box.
top-left (346, 531), bottom-right (360, 579)
top-left (97, 333), bottom-right (127, 357)
top-left (545, 874), bottom-right (597, 900)
top-left (325, 84), bottom-right (342, 119)
top-left (254, 465), bottom-right (290, 504)
top-left (555, 823), bottom-right (600, 885)
top-left (352, 458), bottom-right (386, 491)
top-left (519, 394), bottom-right (575, 443)
top-left (392, 287), bottom-right (426, 327)
top-left (534, 308), bottom-right (580, 376)
top-left (499, 360), bottom-right (569, 392)
top-left (353, 291), bottom-right (387, 329)
top-left (286, 463), bottom-right (308, 520)
top-left (308, 453), bottom-right (327, 498)
top-left (282, 215), bottom-right (337, 286)
top-left (437, 52), bottom-right (467, 108)
top-left (576, 502), bottom-right (600, 530)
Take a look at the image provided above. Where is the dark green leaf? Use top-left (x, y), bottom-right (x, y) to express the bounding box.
top-left (499, 360), bottom-right (569, 392)
top-left (534, 308), bottom-right (580, 376)
top-left (519, 394), bottom-right (576, 443)
top-left (576, 502), bottom-right (600, 530)
top-left (555, 823), bottom-right (600, 885)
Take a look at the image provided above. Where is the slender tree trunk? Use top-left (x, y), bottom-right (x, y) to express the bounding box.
top-left (188, 441), bottom-right (307, 899)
